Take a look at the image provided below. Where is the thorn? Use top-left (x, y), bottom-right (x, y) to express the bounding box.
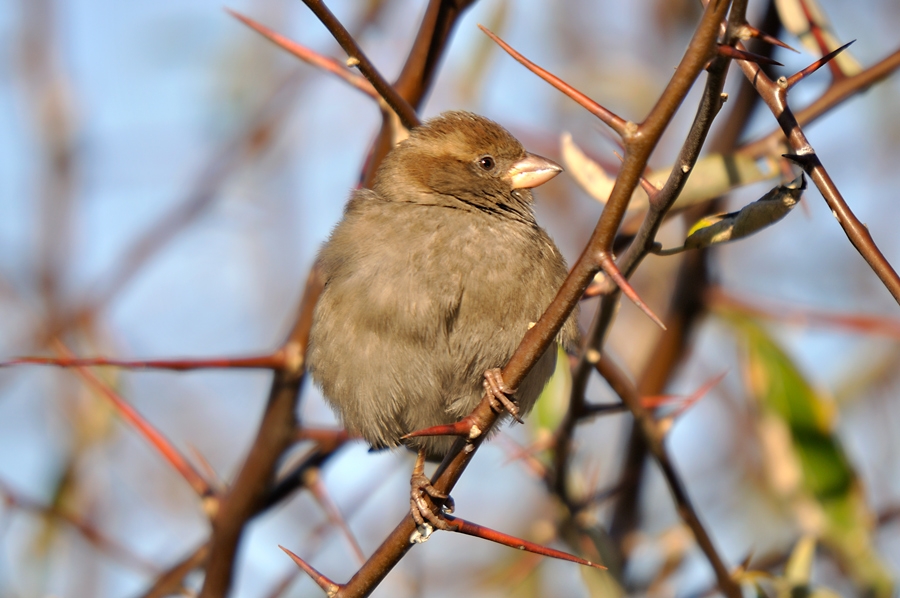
top-left (611, 149), bottom-right (660, 205)
top-left (738, 549), bottom-right (756, 572)
top-left (478, 25), bottom-right (627, 137)
top-left (225, 8), bottom-right (378, 99)
top-left (740, 24), bottom-right (798, 53)
top-left (402, 416), bottom-right (485, 441)
top-left (641, 371), bottom-right (726, 431)
top-left (496, 434), bottom-right (551, 474)
top-left (672, 371), bottom-right (727, 418)
top-left (186, 444), bottom-right (224, 494)
top-left (782, 153), bottom-right (816, 169)
top-left (717, 44), bottom-right (783, 67)
top-left (278, 546), bottom-right (342, 597)
top-left (445, 515), bottom-right (606, 570)
top-left (307, 470), bottom-right (367, 564)
top-left (597, 255), bottom-right (666, 330)
top-left (785, 40), bottom-right (856, 89)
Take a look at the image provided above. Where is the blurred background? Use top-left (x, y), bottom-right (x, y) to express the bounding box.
top-left (1, 0), bottom-right (900, 596)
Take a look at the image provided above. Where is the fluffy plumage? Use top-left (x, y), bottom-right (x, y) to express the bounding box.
top-left (308, 111), bottom-right (577, 460)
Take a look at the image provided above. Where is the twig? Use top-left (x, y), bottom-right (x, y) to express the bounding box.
top-left (299, 0), bottom-right (420, 129)
top-left (595, 356), bottom-right (735, 595)
top-left (734, 38), bottom-right (900, 305)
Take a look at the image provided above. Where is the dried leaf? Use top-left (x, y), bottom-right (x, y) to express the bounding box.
top-left (561, 133), bottom-right (778, 212)
top-left (774, 0), bottom-right (862, 75)
top-left (784, 535), bottom-right (816, 586)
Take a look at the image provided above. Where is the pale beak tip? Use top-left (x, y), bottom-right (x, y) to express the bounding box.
top-left (508, 153), bottom-right (564, 190)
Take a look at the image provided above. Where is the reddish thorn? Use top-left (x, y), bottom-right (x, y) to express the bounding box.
top-left (611, 149), bottom-right (659, 203)
top-left (50, 341), bottom-right (211, 497)
top-left (478, 25), bottom-right (627, 137)
top-left (742, 24), bottom-right (798, 53)
top-left (642, 394), bottom-right (679, 409)
top-left (582, 282), bottom-right (602, 299)
top-left (642, 371), bottom-right (726, 417)
top-left (307, 476), bottom-right (367, 564)
top-left (785, 40), bottom-right (856, 89)
top-left (597, 256), bottom-right (666, 330)
top-left (225, 8), bottom-right (376, 98)
top-left (1, 352), bottom-right (284, 371)
top-left (278, 546), bottom-right (342, 596)
top-left (496, 434), bottom-right (550, 475)
top-left (673, 371), bottom-right (727, 417)
top-left (717, 44), bottom-right (783, 67)
top-left (583, 269), bottom-right (618, 299)
top-left (445, 515), bottom-right (606, 570)
top-left (295, 427), bottom-right (353, 448)
top-left (401, 415), bottom-right (485, 441)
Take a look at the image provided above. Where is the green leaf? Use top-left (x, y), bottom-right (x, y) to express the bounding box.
top-left (725, 314), bottom-right (895, 597)
top-left (560, 132), bottom-right (778, 212)
top-left (532, 344), bottom-right (573, 434)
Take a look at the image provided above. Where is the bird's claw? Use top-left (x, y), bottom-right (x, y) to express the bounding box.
top-left (483, 368), bottom-right (523, 423)
top-left (409, 450), bottom-right (454, 538)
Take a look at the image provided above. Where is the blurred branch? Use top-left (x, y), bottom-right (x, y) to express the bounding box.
top-left (708, 287), bottom-right (900, 338)
top-left (3, 352), bottom-right (290, 371)
top-left (68, 70), bottom-right (304, 339)
top-left (140, 433), bottom-right (347, 597)
top-left (140, 544), bottom-right (210, 598)
top-left (0, 478), bottom-right (158, 575)
top-left (199, 265), bottom-right (323, 597)
top-left (595, 356), bottom-right (734, 591)
top-left (51, 340), bottom-right (213, 499)
top-left (19, 0), bottom-right (77, 322)
top-left (542, 1), bottom-right (755, 593)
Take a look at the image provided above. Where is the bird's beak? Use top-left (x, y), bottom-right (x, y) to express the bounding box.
top-left (507, 152), bottom-right (563, 189)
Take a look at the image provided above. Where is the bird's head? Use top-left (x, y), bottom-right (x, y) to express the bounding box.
top-left (373, 111), bottom-right (562, 220)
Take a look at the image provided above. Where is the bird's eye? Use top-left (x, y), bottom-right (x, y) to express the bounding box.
top-left (477, 156), bottom-right (495, 171)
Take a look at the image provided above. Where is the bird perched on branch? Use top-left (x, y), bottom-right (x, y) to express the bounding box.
top-left (308, 111), bottom-right (577, 529)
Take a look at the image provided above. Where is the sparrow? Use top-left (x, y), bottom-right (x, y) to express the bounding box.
top-left (307, 111), bottom-right (577, 528)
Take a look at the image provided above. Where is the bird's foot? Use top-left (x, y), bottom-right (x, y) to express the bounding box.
top-left (483, 368), bottom-right (523, 423)
top-left (409, 449), bottom-right (454, 541)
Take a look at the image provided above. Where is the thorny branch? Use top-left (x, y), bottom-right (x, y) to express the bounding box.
top-left (199, 266), bottom-right (322, 598)
top-left (735, 43), bottom-right (900, 305)
top-left (8, 1), bottom-right (900, 597)
top-left (331, 2), bottom-right (739, 596)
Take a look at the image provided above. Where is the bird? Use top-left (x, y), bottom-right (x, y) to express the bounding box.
top-left (307, 111), bottom-right (578, 528)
